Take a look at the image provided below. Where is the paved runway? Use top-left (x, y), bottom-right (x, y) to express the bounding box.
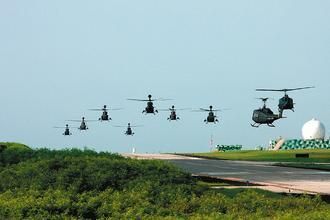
top-left (123, 153), bottom-right (330, 194)
top-left (169, 158), bottom-right (330, 194)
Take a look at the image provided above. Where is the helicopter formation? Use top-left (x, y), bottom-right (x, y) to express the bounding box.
top-left (251, 87), bottom-right (314, 127)
top-left (54, 87), bottom-right (314, 135)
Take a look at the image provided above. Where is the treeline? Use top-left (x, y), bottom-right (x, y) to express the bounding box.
top-left (0, 143), bottom-right (329, 219)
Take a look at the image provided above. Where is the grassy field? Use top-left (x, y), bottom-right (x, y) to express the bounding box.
top-left (184, 149), bottom-right (330, 163)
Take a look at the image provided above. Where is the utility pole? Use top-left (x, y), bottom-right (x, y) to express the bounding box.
top-left (210, 134), bottom-right (214, 152)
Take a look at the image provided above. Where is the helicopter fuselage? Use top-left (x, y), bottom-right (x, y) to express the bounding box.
top-left (79, 121), bottom-right (88, 130)
top-left (143, 101), bottom-right (158, 114)
top-left (278, 95), bottom-right (294, 111)
top-left (252, 108), bottom-right (280, 126)
top-left (168, 111), bottom-right (179, 120)
top-left (205, 112), bottom-right (218, 123)
top-left (100, 110), bottom-right (111, 121)
top-left (125, 127), bottom-right (134, 135)
top-left (63, 128), bottom-right (72, 136)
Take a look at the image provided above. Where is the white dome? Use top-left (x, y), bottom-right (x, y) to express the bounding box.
top-left (302, 118), bottom-right (326, 140)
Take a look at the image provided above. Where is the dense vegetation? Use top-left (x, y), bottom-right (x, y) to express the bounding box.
top-left (187, 149), bottom-right (330, 162)
top-left (0, 143), bottom-right (329, 219)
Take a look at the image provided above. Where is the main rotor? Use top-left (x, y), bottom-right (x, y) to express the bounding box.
top-left (127, 94), bottom-right (171, 102)
top-left (257, 97), bottom-right (271, 108)
top-left (256, 86), bottom-right (314, 95)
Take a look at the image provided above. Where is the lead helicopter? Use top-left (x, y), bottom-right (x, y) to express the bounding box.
top-left (113, 123), bottom-right (143, 136)
top-left (127, 94), bottom-right (170, 114)
top-left (89, 105), bottom-right (122, 121)
top-left (53, 124), bottom-right (72, 136)
top-left (256, 86), bottom-right (314, 115)
top-left (194, 106), bottom-right (226, 124)
top-left (251, 98), bottom-right (283, 128)
top-left (67, 117), bottom-right (96, 130)
top-left (159, 105), bottom-right (190, 121)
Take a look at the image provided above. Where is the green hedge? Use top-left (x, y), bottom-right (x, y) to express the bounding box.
top-left (271, 139), bottom-right (330, 150)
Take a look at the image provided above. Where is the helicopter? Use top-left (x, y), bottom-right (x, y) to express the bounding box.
top-left (159, 105), bottom-right (190, 121)
top-left (251, 98), bottom-right (282, 128)
top-left (67, 117), bottom-right (96, 130)
top-left (256, 86), bottom-right (314, 115)
top-left (194, 106), bottom-right (224, 124)
top-left (89, 105), bottom-right (122, 121)
top-left (113, 123), bottom-right (142, 136)
top-left (53, 124), bottom-right (72, 136)
top-left (128, 94), bottom-right (170, 114)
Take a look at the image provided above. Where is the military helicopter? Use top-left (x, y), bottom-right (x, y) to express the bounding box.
top-left (194, 106), bottom-right (226, 124)
top-left (256, 87), bottom-right (314, 115)
top-left (53, 124), bottom-right (72, 136)
top-left (159, 105), bottom-right (190, 121)
top-left (67, 117), bottom-right (96, 130)
top-left (127, 94), bottom-right (170, 114)
top-left (113, 123), bottom-right (142, 136)
top-left (251, 98), bottom-right (282, 128)
top-left (89, 105), bottom-right (122, 121)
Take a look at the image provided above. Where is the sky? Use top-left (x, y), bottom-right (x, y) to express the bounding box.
top-left (0, 1), bottom-right (329, 153)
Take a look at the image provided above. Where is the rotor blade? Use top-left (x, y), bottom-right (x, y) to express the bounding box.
top-left (200, 108), bottom-right (210, 111)
top-left (212, 108), bottom-right (230, 112)
top-left (256, 89), bottom-right (284, 92)
top-left (66, 120), bottom-right (82, 122)
top-left (284, 86), bottom-right (315, 92)
top-left (113, 125), bottom-right (126, 127)
top-left (53, 126), bottom-right (66, 128)
top-left (175, 108), bottom-right (192, 111)
top-left (89, 109), bottom-right (103, 111)
top-left (110, 108), bottom-right (123, 111)
top-left (256, 86), bottom-right (314, 92)
top-left (127, 98), bottom-right (150, 101)
top-left (154, 98), bottom-right (172, 101)
top-left (256, 97), bottom-right (273, 101)
top-left (130, 125), bottom-right (143, 127)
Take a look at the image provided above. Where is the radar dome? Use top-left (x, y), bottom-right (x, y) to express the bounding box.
top-left (302, 118), bottom-right (326, 140)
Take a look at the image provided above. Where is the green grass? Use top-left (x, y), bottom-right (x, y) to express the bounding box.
top-left (184, 149), bottom-right (330, 162)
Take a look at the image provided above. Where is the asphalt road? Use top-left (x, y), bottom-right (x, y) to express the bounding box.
top-left (169, 158), bottom-right (330, 194)
top-left (123, 153), bottom-right (330, 194)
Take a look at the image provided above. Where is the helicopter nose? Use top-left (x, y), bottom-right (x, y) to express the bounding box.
top-left (104, 105), bottom-right (107, 108)
top-left (148, 94), bottom-right (152, 98)
top-left (172, 105), bottom-right (175, 108)
top-left (210, 105), bottom-right (213, 109)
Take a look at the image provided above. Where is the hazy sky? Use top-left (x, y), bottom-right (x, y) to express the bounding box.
top-left (0, 1), bottom-right (329, 153)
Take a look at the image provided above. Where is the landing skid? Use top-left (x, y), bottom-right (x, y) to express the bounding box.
top-left (251, 123), bottom-right (260, 128)
top-left (251, 123), bottom-right (275, 128)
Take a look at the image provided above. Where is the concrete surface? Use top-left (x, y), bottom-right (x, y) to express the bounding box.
top-left (123, 153), bottom-right (330, 195)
